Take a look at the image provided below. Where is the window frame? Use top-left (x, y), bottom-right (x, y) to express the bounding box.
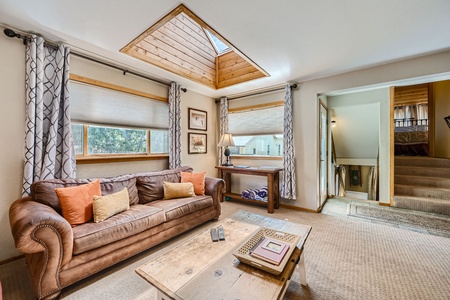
top-left (74, 123), bottom-right (168, 164)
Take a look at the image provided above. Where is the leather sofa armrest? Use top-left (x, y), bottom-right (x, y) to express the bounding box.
top-left (9, 197), bottom-right (73, 266)
top-left (204, 177), bottom-right (224, 216)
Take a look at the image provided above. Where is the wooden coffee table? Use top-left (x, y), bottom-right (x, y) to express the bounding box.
top-left (136, 210), bottom-right (312, 300)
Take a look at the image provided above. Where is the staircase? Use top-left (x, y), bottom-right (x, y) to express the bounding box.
top-left (394, 156), bottom-right (450, 215)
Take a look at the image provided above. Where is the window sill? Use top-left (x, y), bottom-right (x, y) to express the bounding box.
top-left (231, 155), bottom-right (283, 161)
top-left (76, 154), bottom-right (169, 164)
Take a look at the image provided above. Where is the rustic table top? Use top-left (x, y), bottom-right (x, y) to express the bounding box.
top-left (136, 210), bottom-right (312, 300)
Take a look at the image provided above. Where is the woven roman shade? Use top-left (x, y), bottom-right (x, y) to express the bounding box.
top-left (70, 81), bottom-right (169, 129)
top-left (228, 106), bottom-right (284, 135)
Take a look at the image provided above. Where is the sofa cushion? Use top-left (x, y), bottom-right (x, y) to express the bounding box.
top-left (181, 171), bottom-right (206, 195)
top-left (163, 182), bottom-right (195, 200)
top-left (31, 174), bottom-right (139, 214)
top-left (72, 204), bottom-right (165, 255)
top-left (146, 195), bottom-right (213, 221)
top-left (136, 166), bottom-right (193, 204)
top-left (55, 179), bottom-right (102, 226)
top-left (93, 188), bottom-right (130, 223)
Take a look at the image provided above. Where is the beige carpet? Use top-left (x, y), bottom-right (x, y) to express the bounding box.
top-left (1, 202), bottom-right (450, 300)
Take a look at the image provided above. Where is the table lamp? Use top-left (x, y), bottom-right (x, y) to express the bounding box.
top-left (218, 133), bottom-right (235, 166)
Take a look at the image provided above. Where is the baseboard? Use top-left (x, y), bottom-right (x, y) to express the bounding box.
top-left (379, 202), bottom-right (391, 207)
top-left (280, 203), bottom-right (319, 213)
top-left (0, 254), bottom-right (24, 266)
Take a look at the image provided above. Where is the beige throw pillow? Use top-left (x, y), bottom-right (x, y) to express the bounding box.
top-left (93, 188), bottom-right (130, 223)
top-left (163, 181), bottom-right (195, 200)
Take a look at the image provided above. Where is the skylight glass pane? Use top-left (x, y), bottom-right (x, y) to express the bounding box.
top-left (206, 30), bottom-right (229, 54)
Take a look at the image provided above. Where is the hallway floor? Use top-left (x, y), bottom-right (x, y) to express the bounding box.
top-left (321, 197), bottom-right (450, 238)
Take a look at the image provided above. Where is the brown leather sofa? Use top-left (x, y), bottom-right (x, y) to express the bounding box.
top-left (9, 166), bottom-right (224, 300)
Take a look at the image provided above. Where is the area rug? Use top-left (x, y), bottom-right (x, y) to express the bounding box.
top-left (347, 203), bottom-right (450, 233)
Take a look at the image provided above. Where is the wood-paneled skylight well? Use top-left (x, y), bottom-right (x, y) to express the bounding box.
top-left (120, 4), bottom-right (269, 89)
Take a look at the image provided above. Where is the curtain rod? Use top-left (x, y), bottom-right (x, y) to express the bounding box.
top-left (215, 84), bottom-right (297, 103)
top-left (3, 28), bottom-right (187, 92)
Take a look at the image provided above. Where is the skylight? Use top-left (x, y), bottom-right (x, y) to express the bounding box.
top-left (120, 4), bottom-right (269, 89)
top-left (205, 30), bottom-right (230, 54)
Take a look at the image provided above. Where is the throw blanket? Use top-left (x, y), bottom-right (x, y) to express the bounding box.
top-left (242, 187), bottom-right (268, 202)
top-left (257, 186), bottom-right (268, 198)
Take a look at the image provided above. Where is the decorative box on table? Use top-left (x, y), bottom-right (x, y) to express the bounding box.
top-left (233, 227), bottom-right (301, 275)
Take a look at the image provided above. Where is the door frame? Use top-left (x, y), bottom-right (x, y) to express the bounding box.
top-left (318, 99), bottom-right (329, 208)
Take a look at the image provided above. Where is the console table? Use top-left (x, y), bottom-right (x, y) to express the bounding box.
top-left (216, 166), bottom-right (283, 213)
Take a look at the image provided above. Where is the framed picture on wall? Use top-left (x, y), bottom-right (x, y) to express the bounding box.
top-left (188, 108), bottom-right (207, 131)
top-left (188, 133), bottom-right (207, 154)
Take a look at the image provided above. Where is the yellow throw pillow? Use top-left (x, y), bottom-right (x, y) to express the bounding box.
top-left (163, 181), bottom-right (195, 200)
top-left (180, 171), bottom-right (206, 195)
top-left (93, 188), bottom-right (130, 223)
top-left (55, 179), bottom-right (102, 226)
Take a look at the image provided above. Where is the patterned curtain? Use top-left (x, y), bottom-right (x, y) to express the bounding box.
top-left (281, 84), bottom-right (296, 199)
top-left (22, 35), bottom-right (76, 196)
top-left (336, 165), bottom-right (346, 197)
top-left (168, 82), bottom-right (182, 169)
top-left (218, 97), bottom-right (229, 165)
top-left (368, 166), bottom-right (378, 200)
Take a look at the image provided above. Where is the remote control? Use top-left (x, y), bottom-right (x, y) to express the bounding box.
top-left (217, 225), bottom-right (225, 241)
top-left (210, 228), bottom-right (219, 242)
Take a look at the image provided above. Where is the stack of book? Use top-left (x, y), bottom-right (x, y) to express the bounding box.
top-left (249, 237), bottom-right (290, 266)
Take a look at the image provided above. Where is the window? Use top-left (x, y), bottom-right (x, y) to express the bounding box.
top-left (228, 101), bottom-right (284, 157)
top-left (70, 78), bottom-right (169, 161)
top-left (72, 123), bottom-right (84, 155)
top-left (150, 130), bottom-right (169, 154)
top-left (73, 123), bottom-right (168, 157)
top-left (228, 102), bottom-right (284, 158)
top-left (205, 29), bottom-right (230, 54)
top-left (230, 134), bottom-right (283, 156)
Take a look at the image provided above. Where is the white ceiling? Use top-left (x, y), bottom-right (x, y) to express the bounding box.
top-left (1, 0), bottom-right (450, 98)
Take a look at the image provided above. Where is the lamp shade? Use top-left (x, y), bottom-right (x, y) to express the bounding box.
top-left (218, 133), bottom-right (235, 147)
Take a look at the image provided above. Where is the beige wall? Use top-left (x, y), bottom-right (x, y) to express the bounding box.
top-left (181, 90), bottom-right (218, 177)
top-left (0, 30), bottom-right (26, 261)
top-left (433, 80), bottom-right (450, 158)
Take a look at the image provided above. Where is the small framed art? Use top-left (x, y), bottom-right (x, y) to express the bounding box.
top-left (188, 133), bottom-right (207, 154)
top-left (188, 108), bottom-right (207, 131)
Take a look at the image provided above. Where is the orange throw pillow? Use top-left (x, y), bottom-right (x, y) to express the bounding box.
top-left (55, 179), bottom-right (102, 226)
top-left (180, 171), bottom-right (206, 195)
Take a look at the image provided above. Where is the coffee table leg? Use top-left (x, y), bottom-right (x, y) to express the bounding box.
top-left (298, 251), bottom-right (307, 286)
